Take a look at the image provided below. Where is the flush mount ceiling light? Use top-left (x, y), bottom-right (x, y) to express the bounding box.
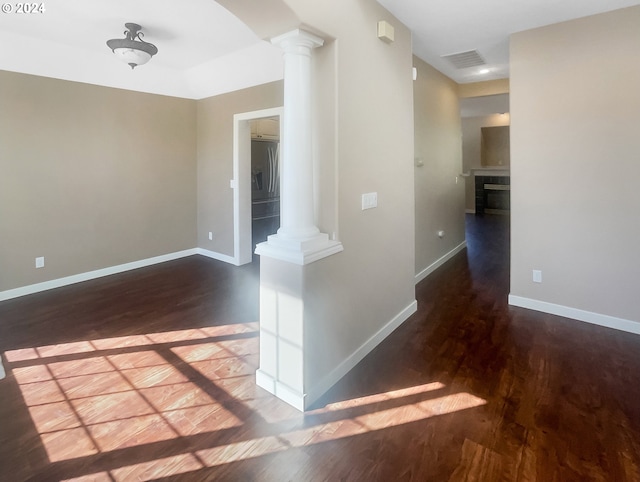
top-left (107, 23), bottom-right (158, 69)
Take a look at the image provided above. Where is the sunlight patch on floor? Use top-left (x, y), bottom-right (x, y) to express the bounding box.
top-left (5, 326), bottom-right (257, 463)
top-left (195, 390), bottom-right (486, 468)
top-left (61, 453), bottom-right (205, 481)
top-left (317, 381), bottom-right (447, 412)
top-left (3, 322), bottom-right (259, 362)
top-left (4, 324), bottom-right (486, 480)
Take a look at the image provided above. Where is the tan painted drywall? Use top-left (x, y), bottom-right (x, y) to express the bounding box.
top-left (196, 81), bottom-right (283, 256)
top-left (0, 70), bottom-right (197, 292)
top-left (510, 6), bottom-right (640, 322)
top-left (459, 79), bottom-right (509, 98)
top-left (481, 126), bottom-right (510, 167)
top-left (462, 114), bottom-right (511, 211)
top-left (413, 56), bottom-right (465, 276)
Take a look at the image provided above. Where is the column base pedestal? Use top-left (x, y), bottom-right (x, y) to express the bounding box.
top-left (256, 369), bottom-right (306, 411)
top-left (255, 233), bottom-right (343, 265)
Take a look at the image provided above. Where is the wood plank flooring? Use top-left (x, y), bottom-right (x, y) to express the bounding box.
top-left (1, 214), bottom-right (640, 481)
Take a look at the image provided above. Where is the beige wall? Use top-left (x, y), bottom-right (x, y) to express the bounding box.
top-left (462, 113), bottom-right (511, 211)
top-left (510, 6), bottom-right (640, 322)
top-left (413, 56), bottom-right (465, 276)
top-left (196, 81), bottom-right (283, 256)
top-left (0, 71), bottom-right (197, 292)
top-left (459, 79), bottom-right (509, 98)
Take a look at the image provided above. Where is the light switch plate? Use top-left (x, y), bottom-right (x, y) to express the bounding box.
top-left (362, 192), bottom-right (378, 210)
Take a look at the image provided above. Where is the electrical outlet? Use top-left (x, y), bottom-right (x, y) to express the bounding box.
top-left (35, 256), bottom-right (44, 268)
top-left (532, 270), bottom-right (542, 283)
top-left (208, 232), bottom-right (213, 241)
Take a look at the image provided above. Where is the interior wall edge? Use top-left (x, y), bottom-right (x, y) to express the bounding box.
top-left (196, 248), bottom-right (238, 266)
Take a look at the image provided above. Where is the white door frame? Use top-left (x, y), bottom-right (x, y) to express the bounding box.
top-left (232, 107), bottom-right (284, 265)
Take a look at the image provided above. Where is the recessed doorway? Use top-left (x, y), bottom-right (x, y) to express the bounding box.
top-left (232, 107), bottom-right (283, 265)
top-left (249, 117), bottom-right (280, 252)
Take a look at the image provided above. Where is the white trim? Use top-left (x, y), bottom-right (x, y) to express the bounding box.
top-left (305, 300), bottom-right (418, 409)
top-left (508, 295), bottom-right (640, 336)
top-left (233, 107), bottom-right (284, 266)
top-left (196, 248), bottom-right (237, 266)
top-left (256, 369), bottom-right (305, 411)
top-left (0, 249), bottom-right (198, 302)
top-left (415, 241), bottom-right (467, 284)
top-left (465, 209), bottom-right (476, 214)
top-left (0, 357), bottom-right (5, 380)
top-left (255, 234), bottom-right (343, 266)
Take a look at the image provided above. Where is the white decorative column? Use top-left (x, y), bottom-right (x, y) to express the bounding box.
top-left (255, 29), bottom-right (342, 266)
top-left (255, 29), bottom-right (343, 411)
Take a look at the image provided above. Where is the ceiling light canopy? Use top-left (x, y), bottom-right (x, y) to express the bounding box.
top-left (107, 23), bottom-right (158, 69)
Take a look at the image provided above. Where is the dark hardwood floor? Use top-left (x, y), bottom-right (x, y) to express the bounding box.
top-left (1, 214), bottom-right (640, 481)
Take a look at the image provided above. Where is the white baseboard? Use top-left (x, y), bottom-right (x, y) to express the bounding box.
top-left (465, 209), bottom-right (476, 214)
top-left (0, 247), bottom-right (244, 302)
top-left (0, 249), bottom-right (198, 302)
top-left (415, 241), bottom-right (467, 284)
top-left (305, 299), bottom-right (418, 409)
top-left (508, 295), bottom-right (640, 336)
top-left (256, 369), bottom-right (305, 412)
top-left (196, 248), bottom-right (237, 265)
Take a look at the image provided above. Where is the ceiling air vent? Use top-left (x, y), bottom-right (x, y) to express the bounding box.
top-left (441, 50), bottom-right (486, 69)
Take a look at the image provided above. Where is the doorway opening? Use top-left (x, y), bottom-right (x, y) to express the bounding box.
top-left (232, 107), bottom-right (283, 265)
top-left (249, 117), bottom-right (280, 252)
top-left (459, 93), bottom-right (510, 280)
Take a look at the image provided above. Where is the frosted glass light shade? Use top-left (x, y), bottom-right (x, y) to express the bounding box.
top-left (112, 48), bottom-right (152, 68)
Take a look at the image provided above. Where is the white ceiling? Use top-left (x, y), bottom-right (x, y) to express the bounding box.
top-left (378, 0), bottom-right (640, 84)
top-left (0, 0), bottom-right (284, 99)
top-left (1, 1), bottom-right (639, 99)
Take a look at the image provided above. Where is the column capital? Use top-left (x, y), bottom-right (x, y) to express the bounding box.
top-left (271, 29), bottom-right (324, 52)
